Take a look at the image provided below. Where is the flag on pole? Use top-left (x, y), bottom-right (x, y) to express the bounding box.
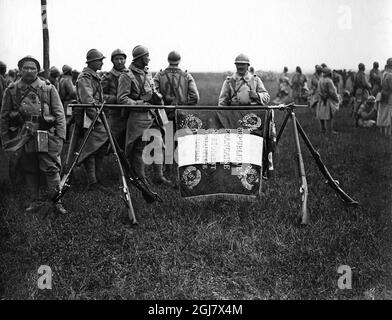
top-left (176, 109), bottom-right (268, 199)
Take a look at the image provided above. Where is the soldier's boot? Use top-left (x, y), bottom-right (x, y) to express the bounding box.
top-left (47, 173), bottom-right (68, 215)
top-left (84, 156), bottom-right (98, 190)
top-left (94, 154), bottom-right (107, 187)
top-left (131, 152), bottom-right (150, 186)
top-left (25, 174), bottom-right (42, 212)
top-left (152, 163), bottom-right (174, 187)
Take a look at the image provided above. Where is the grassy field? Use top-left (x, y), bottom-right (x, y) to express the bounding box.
top-left (0, 74), bottom-right (391, 300)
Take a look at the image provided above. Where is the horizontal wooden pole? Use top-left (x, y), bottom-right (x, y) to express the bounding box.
top-left (68, 103), bottom-right (308, 110)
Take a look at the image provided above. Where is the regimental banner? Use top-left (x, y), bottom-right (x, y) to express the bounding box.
top-left (176, 109), bottom-right (267, 198)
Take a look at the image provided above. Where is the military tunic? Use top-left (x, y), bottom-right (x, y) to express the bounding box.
top-left (102, 67), bottom-right (129, 143)
top-left (315, 77), bottom-right (339, 120)
top-left (353, 70), bottom-right (371, 114)
top-left (58, 74), bottom-right (76, 117)
top-left (291, 73), bottom-right (307, 104)
top-left (0, 77), bottom-right (66, 190)
top-left (377, 68), bottom-right (392, 127)
top-left (117, 63), bottom-right (156, 180)
top-left (153, 66), bottom-right (199, 119)
top-left (369, 68), bottom-right (382, 96)
top-left (309, 72), bottom-right (321, 108)
top-left (218, 71), bottom-right (270, 106)
top-left (75, 67), bottom-right (108, 164)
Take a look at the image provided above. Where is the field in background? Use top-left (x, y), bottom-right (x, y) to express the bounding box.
top-left (0, 73), bottom-right (391, 300)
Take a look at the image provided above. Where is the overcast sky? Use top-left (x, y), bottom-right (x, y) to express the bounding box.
top-left (0, 0), bottom-right (391, 73)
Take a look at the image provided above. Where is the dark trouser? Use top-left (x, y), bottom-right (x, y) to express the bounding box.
top-left (19, 135), bottom-right (63, 200)
top-left (83, 143), bottom-right (107, 185)
top-left (125, 112), bottom-right (154, 181)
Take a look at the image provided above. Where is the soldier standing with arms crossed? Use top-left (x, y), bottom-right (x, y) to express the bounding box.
top-left (0, 55), bottom-right (67, 214)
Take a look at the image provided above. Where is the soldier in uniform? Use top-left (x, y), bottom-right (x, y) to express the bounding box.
top-left (0, 55), bottom-right (67, 213)
top-left (0, 62), bottom-right (6, 107)
top-left (315, 67), bottom-right (340, 134)
top-left (73, 49), bottom-right (109, 191)
top-left (352, 63), bottom-right (371, 118)
top-left (117, 45), bottom-right (160, 185)
top-left (309, 65), bottom-right (322, 109)
top-left (291, 66), bottom-right (308, 104)
top-left (49, 66), bottom-right (61, 91)
top-left (218, 53), bottom-right (270, 106)
top-left (71, 69), bottom-right (80, 86)
top-left (58, 64), bottom-right (76, 132)
top-left (153, 50), bottom-right (200, 186)
top-left (6, 69), bottom-right (17, 87)
top-left (101, 49), bottom-right (129, 147)
top-left (274, 66), bottom-right (290, 104)
top-left (369, 61), bottom-right (382, 96)
top-left (377, 58), bottom-right (392, 137)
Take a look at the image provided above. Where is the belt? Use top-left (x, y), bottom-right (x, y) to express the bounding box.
top-left (23, 115), bottom-right (40, 122)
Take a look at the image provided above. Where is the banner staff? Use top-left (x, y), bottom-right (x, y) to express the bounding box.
top-left (41, 0), bottom-right (50, 78)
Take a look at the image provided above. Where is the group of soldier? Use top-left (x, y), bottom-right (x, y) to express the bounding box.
top-left (0, 47), bottom-right (272, 215)
top-left (275, 59), bottom-right (392, 136)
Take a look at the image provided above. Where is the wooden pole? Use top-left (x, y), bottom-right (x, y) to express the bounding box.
top-left (41, 0), bottom-right (49, 78)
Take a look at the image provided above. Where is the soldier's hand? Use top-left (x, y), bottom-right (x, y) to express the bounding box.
top-left (249, 90), bottom-right (259, 99)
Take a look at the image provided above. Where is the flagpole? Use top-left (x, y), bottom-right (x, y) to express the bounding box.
top-left (41, 0), bottom-right (50, 78)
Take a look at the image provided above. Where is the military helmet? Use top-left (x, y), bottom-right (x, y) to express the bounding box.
top-left (49, 66), bottom-right (60, 77)
top-left (323, 67), bottom-right (332, 76)
top-left (358, 63), bottom-right (365, 70)
top-left (168, 50), bottom-right (181, 64)
top-left (62, 64), bottom-right (72, 74)
top-left (234, 53), bottom-right (250, 65)
top-left (86, 49), bottom-right (105, 63)
top-left (132, 45), bottom-right (149, 61)
top-left (367, 95), bottom-right (376, 103)
top-left (0, 61), bottom-right (6, 67)
top-left (386, 57), bottom-right (392, 68)
top-left (111, 49), bottom-right (127, 61)
top-left (315, 65), bottom-right (322, 71)
top-left (17, 55), bottom-right (41, 70)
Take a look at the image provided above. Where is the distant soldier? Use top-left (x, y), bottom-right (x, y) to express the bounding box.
top-left (357, 95), bottom-right (377, 127)
top-left (117, 45), bottom-right (160, 185)
top-left (49, 66), bottom-right (61, 91)
top-left (71, 69), bottom-right (79, 86)
top-left (6, 69), bottom-right (17, 86)
top-left (0, 61), bottom-right (7, 109)
top-left (153, 50), bottom-right (200, 186)
top-left (291, 66), bottom-right (308, 104)
top-left (369, 61), bottom-right (382, 96)
top-left (309, 65), bottom-right (322, 109)
top-left (101, 49), bottom-right (129, 146)
top-left (352, 63), bottom-right (371, 116)
top-left (315, 67), bottom-right (340, 134)
top-left (274, 66), bottom-right (290, 104)
top-left (377, 58), bottom-right (392, 137)
top-left (0, 55), bottom-right (67, 213)
top-left (73, 49), bottom-right (109, 191)
top-left (332, 70), bottom-right (341, 91)
top-left (58, 64), bottom-right (76, 127)
top-left (218, 53), bottom-right (270, 106)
